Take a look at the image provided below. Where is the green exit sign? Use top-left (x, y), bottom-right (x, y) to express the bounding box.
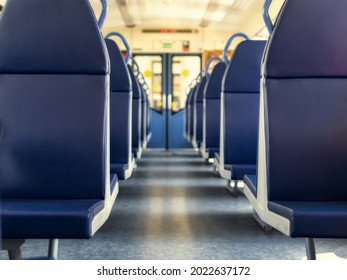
top-left (162, 42), bottom-right (173, 49)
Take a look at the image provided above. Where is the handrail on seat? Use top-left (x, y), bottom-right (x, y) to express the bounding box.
top-left (97, 0), bottom-right (108, 29)
top-left (105, 32), bottom-right (131, 64)
top-left (129, 56), bottom-right (141, 77)
top-left (205, 56), bottom-right (224, 78)
top-left (263, 0), bottom-right (274, 34)
top-left (223, 33), bottom-right (250, 63)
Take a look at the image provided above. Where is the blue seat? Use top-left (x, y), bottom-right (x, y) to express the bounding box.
top-left (214, 37), bottom-right (266, 194)
top-left (244, 0), bottom-right (347, 259)
top-left (0, 0), bottom-right (117, 258)
top-left (141, 85), bottom-right (151, 147)
top-left (192, 76), bottom-right (208, 149)
top-left (105, 38), bottom-right (135, 180)
top-left (184, 86), bottom-right (195, 139)
top-left (140, 84), bottom-right (148, 149)
top-left (128, 65), bottom-right (143, 159)
top-left (145, 92), bottom-right (152, 144)
top-left (187, 84), bottom-right (198, 142)
top-left (201, 61), bottom-right (226, 160)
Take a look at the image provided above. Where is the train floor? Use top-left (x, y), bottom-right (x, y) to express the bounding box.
top-left (2, 149), bottom-right (347, 260)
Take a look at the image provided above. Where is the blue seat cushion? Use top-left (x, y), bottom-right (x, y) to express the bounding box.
top-left (224, 164), bottom-right (256, 180)
top-left (1, 199), bottom-right (104, 239)
top-left (110, 163), bottom-right (129, 180)
top-left (207, 148), bottom-right (218, 159)
top-left (1, 173), bottom-right (118, 239)
top-left (268, 201), bottom-right (347, 238)
top-left (244, 175), bottom-right (257, 197)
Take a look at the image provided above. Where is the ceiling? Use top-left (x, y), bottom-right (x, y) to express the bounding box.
top-left (1, 0), bottom-right (285, 31)
top-left (90, 0), bottom-right (281, 29)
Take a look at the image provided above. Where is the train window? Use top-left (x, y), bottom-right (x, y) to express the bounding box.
top-left (134, 55), bottom-right (164, 114)
top-left (171, 55), bottom-right (201, 114)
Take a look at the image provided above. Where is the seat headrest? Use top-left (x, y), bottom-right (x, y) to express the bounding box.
top-left (204, 62), bottom-right (226, 99)
top-left (265, 0), bottom-right (347, 78)
top-left (222, 40), bottom-right (266, 93)
top-left (105, 39), bottom-right (131, 92)
top-left (127, 65), bottom-right (141, 99)
top-left (189, 84), bottom-right (199, 104)
top-left (140, 84), bottom-right (147, 101)
top-left (0, 0), bottom-right (108, 74)
top-left (195, 76), bottom-right (207, 102)
top-left (187, 85), bottom-right (196, 104)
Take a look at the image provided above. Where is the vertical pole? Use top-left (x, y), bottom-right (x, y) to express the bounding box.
top-left (8, 249), bottom-right (22, 260)
top-left (2, 239), bottom-right (25, 260)
top-left (48, 239), bottom-right (59, 260)
top-left (305, 238), bottom-right (316, 260)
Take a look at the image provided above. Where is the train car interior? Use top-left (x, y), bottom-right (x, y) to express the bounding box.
top-left (1, 0), bottom-right (347, 262)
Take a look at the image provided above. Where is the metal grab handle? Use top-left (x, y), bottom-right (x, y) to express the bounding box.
top-left (138, 72), bottom-right (146, 85)
top-left (186, 79), bottom-right (197, 95)
top-left (129, 56), bottom-right (141, 77)
top-left (185, 70), bottom-right (205, 94)
top-left (263, 0), bottom-right (274, 35)
top-left (205, 56), bottom-right (224, 78)
top-left (105, 32), bottom-right (131, 64)
top-left (223, 32), bottom-right (250, 63)
top-left (197, 69), bottom-right (205, 82)
top-left (97, 0), bottom-right (108, 29)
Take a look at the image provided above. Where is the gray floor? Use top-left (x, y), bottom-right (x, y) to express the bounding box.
top-left (2, 149), bottom-right (347, 260)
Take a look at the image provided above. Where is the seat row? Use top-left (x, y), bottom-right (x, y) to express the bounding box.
top-left (0, 0), bottom-right (151, 259)
top-left (185, 0), bottom-right (347, 260)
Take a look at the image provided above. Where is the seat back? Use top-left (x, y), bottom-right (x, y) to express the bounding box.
top-left (193, 76), bottom-right (207, 146)
top-left (221, 40), bottom-right (266, 166)
top-left (105, 39), bottom-right (132, 166)
top-left (145, 93), bottom-right (151, 139)
top-left (184, 87), bottom-right (194, 138)
top-left (260, 0), bottom-right (347, 201)
top-left (140, 84), bottom-right (147, 146)
top-left (203, 62), bottom-right (226, 154)
top-left (188, 83), bottom-right (200, 142)
top-left (127, 65), bottom-right (142, 155)
top-left (0, 0), bottom-right (109, 200)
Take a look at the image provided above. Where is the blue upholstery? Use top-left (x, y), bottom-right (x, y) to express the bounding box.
top-left (0, 0), bottom-right (114, 239)
top-left (224, 94), bottom-right (259, 164)
top-left (222, 40), bottom-right (266, 179)
top-left (265, 0), bottom-right (347, 78)
top-left (224, 164), bottom-right (256, 181)
top-left (144, 91), bottom-right (151, 142)
top-left (223, 41), bottom-right (266, 93)
top-left (0, 75), bottom-right (107, 200)
top-left (203, 62), bottom-right (226, 158)
top-left (187, 85), bottom-right (197, 141)
top-left (184, 87), bottom-right (195, 138)
top-left (106, 39), bottom-right (131, 92)
top-left (127, 65), bottom-right (142, 158)
top-left (147, 102), bottom-right (151, 140)
top-left (205, 63), bottom-right (227, 99)
top-left (2, 199), bottom-right (105, 238)
top-left (0, 0), bottom-right (107, 74)
top-left (244, 175), bottom-right (257, 197)
top-left (105, 39), bottom-right (133, 180)
top-left (268, 201), bottom-right (347, 238)
top-left (266, 79), bottom-right (347, 201)
top-left (259, 0), bottom-right (347, 238)
top-left (140, 84), bottom-right (147, 147)
top-left (193, 77), bottom-right (207, 147)
top-left (206, 148), bottom-right (219, 159)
